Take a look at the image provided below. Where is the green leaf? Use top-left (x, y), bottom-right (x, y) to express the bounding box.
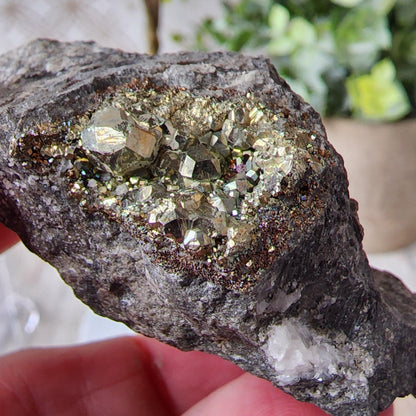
top-left (346, 59), bottom-right (411, 121)
top-left (228, 28), bottom-right (254, 51)
top-left (268, 4), bottom-right (290, 36)
top-left (287, 17), bottom-right (317, 45)
top-left (372, 59), bottom-right (396, 81)
top-left (201, 19), bottom-right (228, 46)
top-left (335, 7), bottom-right (391, 72)
top-left (290, 47), bottom-right (332, 112)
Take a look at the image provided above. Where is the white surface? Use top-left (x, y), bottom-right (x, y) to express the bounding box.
top-left (78, 310), bottom-right (134, 343)
top-left (0, 243), bottom-right (90, 354)
top-left (0, 0), bottom-right (223, 55)
top-left (368, 241), bottom-right (416, 292)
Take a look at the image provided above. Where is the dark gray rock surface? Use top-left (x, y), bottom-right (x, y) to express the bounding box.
top-left (0, 39), bottom-right (415, 416)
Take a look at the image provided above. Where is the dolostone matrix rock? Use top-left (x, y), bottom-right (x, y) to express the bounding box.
top-left (0, 39), bottom-right (415, 416)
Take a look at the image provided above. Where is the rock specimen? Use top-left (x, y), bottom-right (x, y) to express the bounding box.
top-left (0, 39), bottom-right (415, 415)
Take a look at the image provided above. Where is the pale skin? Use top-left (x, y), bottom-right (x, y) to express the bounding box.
top-left (0, 223), bottom-right (393, 416)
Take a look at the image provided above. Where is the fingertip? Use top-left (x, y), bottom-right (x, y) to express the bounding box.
top-left (0, 223), bottom-right (20, 252)
top-left (380, 404), bottom-right (394, 416)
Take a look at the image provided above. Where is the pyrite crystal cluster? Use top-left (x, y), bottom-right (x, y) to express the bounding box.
top-left (0, 40), bottom-right (415, 416)
top-left (14, 85), bottom-right (323, 289)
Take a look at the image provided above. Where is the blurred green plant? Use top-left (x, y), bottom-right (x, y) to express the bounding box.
top-left (187, 0), bottom-right (415, 121)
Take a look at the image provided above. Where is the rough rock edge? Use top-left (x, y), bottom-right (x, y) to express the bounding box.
top-left (0, 40), bottom-right (414, 416)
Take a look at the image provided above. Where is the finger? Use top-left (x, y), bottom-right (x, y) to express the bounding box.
top-left (134, 337), bottom-right (394, 416)
top-left (0, 222), bottom-right (19, 252)
top-left (0, 334), bottom-right (395, 416)
top-left (137, 335), bottom-right (244, 414)
top-left (182, 371), bottom-right (328, 416)
top-left (380, 405), bottom-right (394, 416)
top-left (0, 336), bottom-right (172, 416)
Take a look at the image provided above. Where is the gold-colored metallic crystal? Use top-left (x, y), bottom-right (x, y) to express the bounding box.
top-left (137, 185), bottom-right (153, 202)
top-left (83, 126), bottom-right (126, 154)
top-left (179, 155), bottom-right (196, 178)
top-left (81, 107), bottom-right (127, 154)
top-left (126, 127), bottom-right (157, 159)
top-left (35, 85), bottom-right (325, 279)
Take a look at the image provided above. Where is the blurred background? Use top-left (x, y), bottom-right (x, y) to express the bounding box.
top-left (0, 0), bottom-right (415, 413)
top-left (0, 0), bottom-right (221, 54)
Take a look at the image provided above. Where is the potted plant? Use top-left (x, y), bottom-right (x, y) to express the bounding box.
top-left (184, 0), bottom-right (416, 252)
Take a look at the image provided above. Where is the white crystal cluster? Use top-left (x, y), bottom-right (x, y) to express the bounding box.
top-left (263, 318), bottom-right (349, 386)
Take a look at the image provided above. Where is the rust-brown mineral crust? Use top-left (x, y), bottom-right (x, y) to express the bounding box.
top-left (0, 39), bottom-right (415, 416)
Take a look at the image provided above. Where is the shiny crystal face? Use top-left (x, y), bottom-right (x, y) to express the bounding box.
top-left (79, 90), bottom-right (316, 251)
top-left (13, 85), bottom-right (325, 288)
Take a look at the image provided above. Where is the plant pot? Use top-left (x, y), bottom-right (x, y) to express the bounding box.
top-left (324, 118), bottom-right (416, 253)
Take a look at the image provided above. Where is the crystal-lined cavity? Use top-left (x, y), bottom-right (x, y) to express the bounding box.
top-left (13, 85), bottom-right (324, 287)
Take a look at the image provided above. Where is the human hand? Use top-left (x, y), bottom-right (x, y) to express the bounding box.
top-left (0, 224), bottom-right (394, 416)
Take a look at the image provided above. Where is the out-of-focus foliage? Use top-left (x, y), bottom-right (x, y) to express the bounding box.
top-left (187, 0), bottom-right (415, 121)
top-left (346, 59), bottom-right (410, 120)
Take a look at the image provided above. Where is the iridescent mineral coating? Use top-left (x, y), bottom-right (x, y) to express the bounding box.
top-left (12, 84), bottom-right (326, 289)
